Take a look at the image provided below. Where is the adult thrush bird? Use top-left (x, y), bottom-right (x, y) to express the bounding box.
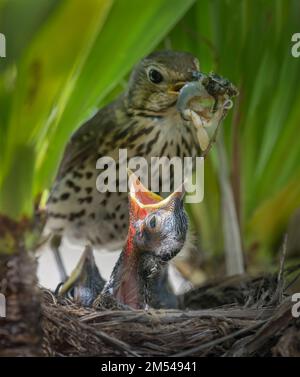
top-left (101, 173), bottom-right (187, 310)
top-left (45, 50), bottom-right (200, 280)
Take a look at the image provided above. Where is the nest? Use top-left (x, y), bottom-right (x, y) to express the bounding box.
top-left (41, 263), bottom-right (300, 357)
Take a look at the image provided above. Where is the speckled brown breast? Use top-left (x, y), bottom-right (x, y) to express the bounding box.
top-left (45, 101), bottom-right (198, 250)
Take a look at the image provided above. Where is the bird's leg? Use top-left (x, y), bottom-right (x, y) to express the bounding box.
top-left (50, 234), bottom-right (68, 283)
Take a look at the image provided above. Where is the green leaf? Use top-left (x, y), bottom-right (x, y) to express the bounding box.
top-left (0, 144), bottom-right (35, 218)
top-left (0, 0), bottom-right (59, 68)
top-left (0, 0), bottom-right (195, 219)
top-left (35, 0), bottom-right (195, 190)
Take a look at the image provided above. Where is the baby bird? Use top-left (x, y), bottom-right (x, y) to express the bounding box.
top-left (102, 173), bottom-right (188, 310)
top-left (58, 173), bottom-right (187, 309)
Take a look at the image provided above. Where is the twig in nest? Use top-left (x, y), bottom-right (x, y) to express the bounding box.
top-left (171, 321), bottom-right (266, 357)
top-left (43, 307), bottom-right (141, 357)
top-left (228, 298), bottom-right (293, 357)
top-left (271, 235), bottom-right (288, 304)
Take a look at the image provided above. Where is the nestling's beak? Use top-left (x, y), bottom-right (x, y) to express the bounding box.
top-left (128, 168), bottom-right (162, 205)
top-left (128, 170), bottom-right (185, 223)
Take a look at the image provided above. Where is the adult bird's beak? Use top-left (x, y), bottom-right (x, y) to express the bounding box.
top-left (168, 71), bottom-right (204, 96)
top-left (168, 81), bottom-right (187, 95)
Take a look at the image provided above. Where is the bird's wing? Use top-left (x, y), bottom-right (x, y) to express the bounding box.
top-left (55, 100), bottom-right (121, 181)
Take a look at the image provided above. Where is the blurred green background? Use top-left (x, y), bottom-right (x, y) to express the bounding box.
top-left (0, 0), bottom-right (300, 274)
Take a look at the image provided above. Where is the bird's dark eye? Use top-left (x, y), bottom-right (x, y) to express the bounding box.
top-left (146, 214), bottom-right (162, 233)
top-left (148, 69), bottom-right (163, 84)
top-left (149, 216), bottom-right (157, 229)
